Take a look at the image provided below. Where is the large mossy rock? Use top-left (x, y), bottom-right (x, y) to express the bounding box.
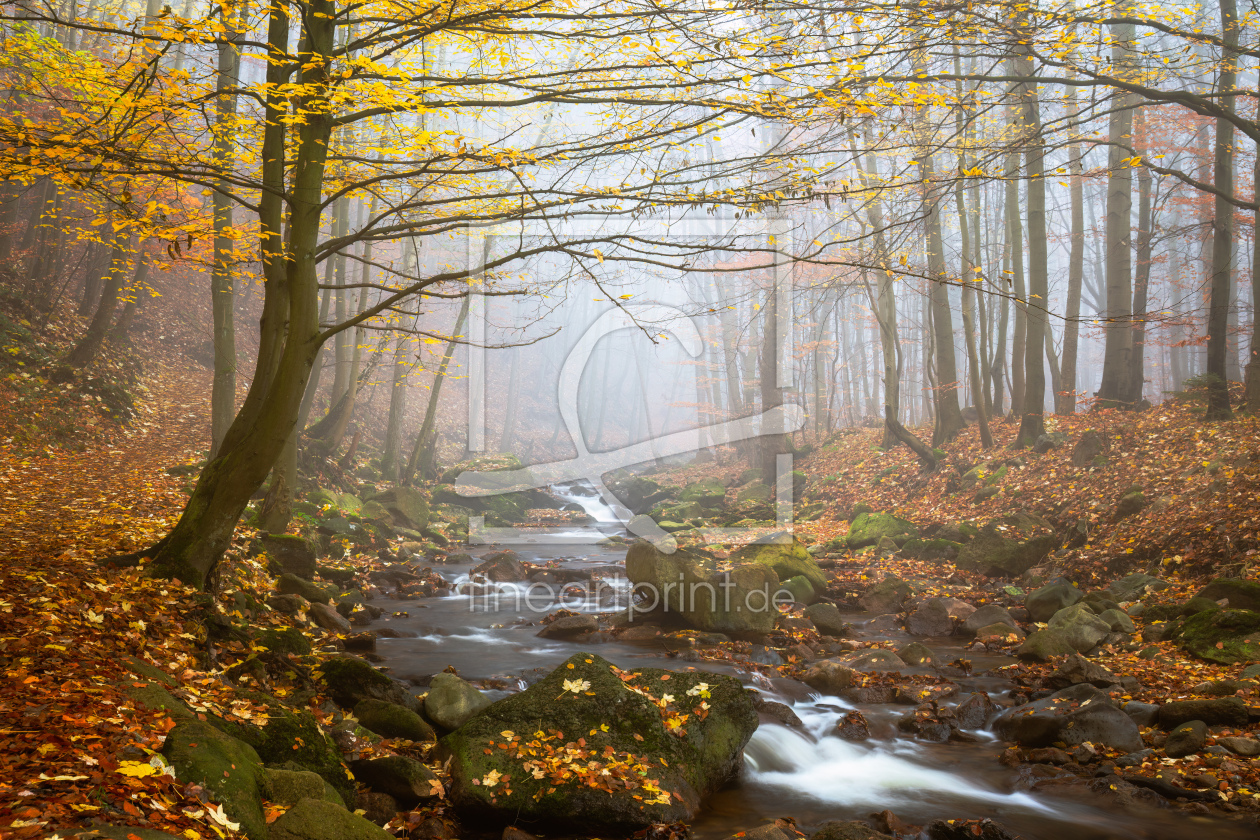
top-left (858, 575), bottom-right (911, 614)
top-left (266, 767), bottom-right (345, 807)
top-left (349, 755), bottom-right (440, 806)
top-left (162, 721), bottom-right (270, 840)
top-left (729, 534), bottom-right (827, 593)
top-left (1195, 579), bottom-right (1260, 611)
top-left (1026, 582), bottom-right (1083, 622)
top-left (626, 542), bottom-right (782, 636)
top-left (369, 486), bottom-right (431, 530)
top-left (210, 693), bottom-right (355, 805)
top-left (261, 534), bottom-right (319, 580)
top-left (439, 452), bottom-right (523, 484)
top-left (678, 478), bottom-right (728, 510)
top-left (268, 797), bottom-right (393, 840)
top-left (442, 653), bottom-right (756, 831)
top-left (1174, 609), bottom-right (1260, 664)
top-left (355, 698), bottom-right (435, 741)
top-left (846, 512), bottom-right (917, 549)
top-left (1047, 603), bottom-right (1112, 653)
top-left (1106, 573), bottom-right (1169, 602)
top-left (605, 472), bottom-right (667, 514)
top-left (317, 655), bottom-right (418, 711)
top-left (993, 684), bottom-right (1142, 752)
top-left (955, 513), bottom-right (1056, 577)
top-left (424, 673), bottom-right (492, 731)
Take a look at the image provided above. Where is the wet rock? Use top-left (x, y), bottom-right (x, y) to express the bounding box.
top-left (756, 699), bottom-right (804, 728)
top-left (257, 626), bottom-right (313, 657)
top-left (742, 823), bottom-right (795, 840)
top-left (927, 819), bottom-right (1020, 840)
top-left (1026, 582), bottom-right (1083, 622)
top-left (277, 572), bottom-right (336, 604)
top-left (1028, 746), bottom-right (1072, 765)
top-left (1106, 573), bottom-right (1169, 602)
top-left (960, 604), bottom-right (1015, 636)
top-left (974, 623), bottom-right (1025, 645)
top-left (1121, 701), bottom-right (1160, 727)
top-left (311, 601), bottom-right (352, 633)
top-left (811, 820), bottom-right (892, 840)
top-left (864, 614), bottom-right (903, 635)
top-left (1047, 654), bottom-right (1122, 689)
top-left (538, 614), bottom-right (599, 639)
top-left (319, 656), bottom-right (418, 711)
top-left (472, 551), bottom-right (529, 582)
top-left (1195, 578), bottom-right (1260, 611)
top-left (354, 791), bottom-right (401, 826)
top-left (1164, 721), bottom-right (1208, 758)
top-left (955, 692), bottom-right (997, 729)
top-left (749, 645), bottom-right (785, 666)
top-left (442, 652), bottom-right (756, 830)
top-left (162, 721), bottom-right (269, 839)
top-left (839, 648), bottom-right (905, 672)
top-left (619, 624), bottom-right (663, 641)
top-left (425, 672), bottom-right (492, 730)
top-left (1218, 736), bottom-right (1260, 756)
top-left (858, 575), bottom-right (912, 614)
top-left (1190, 678), bottom-right (1251, 696)
top-left (1158, 697), bottom-right (1249, 729)
top-left (846, 512), bottom-right (917, 549)
top-left (835, 711), bottom-right (871, 740)
top-left (800, 660), bottom-right (857, 694)
top-left (1047, 604), bottom-right (1111, 653)
top-left (354, 698), bottom-right (435, 742)
top-left (1114, 748), bottom-right (1154, 768)
top-left (993, 683), bottom-right (1143, 752)
top-left (954, 513), bottom-right (1056, 577)
top-left (1016, 628), bottom-right (1076, 661)
top-left (269, 797), bottom-right (393, 840)
top-left (268, 592), bottom-right (309, 614)
top-left (906, 599), bottom-right (953, 636)
top-left (626, 542), bottom-right (781, 636)
top-left (938, 598), bottom-right (976, 620)
top-left (897, 641), bottom-right (935, 666)
top-left (1173, 609), bottom-right (1260, 664)
top-left (804, 602), bottom-right (852, 638)
top-left (1141, 622), bottom-right (1172, 643)
top-left (1071, 430), bottom-right (1106, 466)
top-left (350, 754), bottom-right (441, 807)
top-left (1098, 608), bottom-right (1135, 633)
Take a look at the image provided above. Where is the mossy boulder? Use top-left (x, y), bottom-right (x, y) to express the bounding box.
top-left (678, 477), bottom-right (727, 510)
top-left (276, 572), bottom-right (337, 605)
top-left (955, 513), bottom-right (1056, 577)
top-left (257, 626), bottom-right (312, 657)
top-left (350, 754), bottom-right (441, 806)
top-left (1173, 609), bottom-right (1260, 664)
top-left (122, 681), bottom-right (195, 722)
top-left (441, 653), bottom-right (756, 830)
top-left (626, 541), bottom-right (783, 636)
top-left (846, 512), bottom-right (917, 549)
top-left (439, 452), bottom-right (523, 483)
top-left (369, 486), bottom-right (431, 530)
top-left (1016, 629), bottom-right (1077, 661)
top-left (900, 538), bottom-right (962, 562)
top-left (268, 797), bottom-right (393, 840)
top-left (423, 673), bottom-right (491, 731)
top-left (265, 767), bottom-right (345, 807)
top-left (1195, 579), bottom-right (1260, 611)
top-left (162, 721), bottom-right (269, 839)
top-left (355, 698), bottom-right (435, 741)
top-left (729, 534), bottom-right (826, 593)
top-left (210, 693), bottom-right (355, 805)
top-left (858, 575), bottom-right (911, 614)
top-left (1114, 489), bottom-right (1148, 519)
top-left (1047, 604), bottom-right (1111, 653)
top-left (317, 655), bottom-right (418, 711)
top-left (605, 473), bottom-right (667, 514)
top-left (261, 534), bottom-right (319, 580)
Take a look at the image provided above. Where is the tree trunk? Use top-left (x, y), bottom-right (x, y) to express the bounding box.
top-left (210, 3), bottom-right (243, 457)
top-left (67, 229), bottom-right (129, 367)
top-left (1005, 145), bottom-right (1027, 417)
top-left (1244, 100), bottom-right (1260, 411)
top-left (380, 336), bottom-right (412, 481)
top-left (107, 254), bottom-right (149, 346)
top-left (403, 294), bottom-right (470, 484)
top-left (145, 0), bottom-right (332, 588)
top-left (1096, 13), bottom-right (1137, 408)
top-left (758, 222), bottom-right (789, 480)
top-left (1130, 122), bottom-right (1153, 405)
top-left (1060, 94), bottom-right (1085, 414)
top-left (1205, 0), bottom-right (1238, 419)
top-left (1015, 41), bottom-right (1048, 446)
top-left (857, 140), bottom-right (901, 447)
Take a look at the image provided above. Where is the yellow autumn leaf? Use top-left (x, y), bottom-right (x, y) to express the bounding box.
top-left (117, 760), bottom-right (158, 778)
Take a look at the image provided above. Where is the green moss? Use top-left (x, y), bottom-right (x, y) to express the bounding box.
top-left (257, 626), bottom-right (312, 657)
top-left (729, 536), bottom-right (826, 592)
top-left (1174, 609), bottom-right (1260, 664)
top-left (355, 698), bottom-right (435, 741)
top-left (269, 798), bottom-right (393, 840)
top-left (162, 721), bottom-right (270, 840)
top-left (846, 512), bottom-right (917, 549)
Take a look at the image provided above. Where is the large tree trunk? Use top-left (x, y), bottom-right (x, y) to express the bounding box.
top-left (146, 0), bottom-right (332, 588)
top-left (757, 221), bottom-right (789, 480)
top-left (1244, 100), bottom-right (1260, 412)
top-left (1096, 13), bottom-right (1137, 408)
top-left (403, 294), bottom-right (470, 484)
top-left (1014, 40), bottom-right (1047, 446)
top-left (1005, 145), bottom-right (1027, 418)
top-left (209, 2), bottom-right (243, 457)
top-left (379, 336), bottom-right (412, 482)
top-left (1205, 0), bottom-right (1238, 420)
top-left (856, 141), bottom-right (900, 447)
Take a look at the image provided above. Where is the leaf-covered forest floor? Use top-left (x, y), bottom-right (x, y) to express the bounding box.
top-left (4, 315), bottom-right (1260, 839)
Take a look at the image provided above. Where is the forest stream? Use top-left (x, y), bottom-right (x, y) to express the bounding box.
top-left (361, 488), bottom-right (1253, 840)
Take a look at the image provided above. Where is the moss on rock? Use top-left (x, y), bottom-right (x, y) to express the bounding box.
top-left (355, 698), bottom-right (435, 741)
top-left (268, 797), bottom-right (393, 840)
top-left (846, 512), bottom-right (917, 549)
top-left (162, 721), bottom-right (270, 840)
top-left (1174, 609), bottom-right (1260, 664)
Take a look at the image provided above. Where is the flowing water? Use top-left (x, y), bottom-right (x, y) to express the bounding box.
top-left (365, 485), bottom-right (1255, 839)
